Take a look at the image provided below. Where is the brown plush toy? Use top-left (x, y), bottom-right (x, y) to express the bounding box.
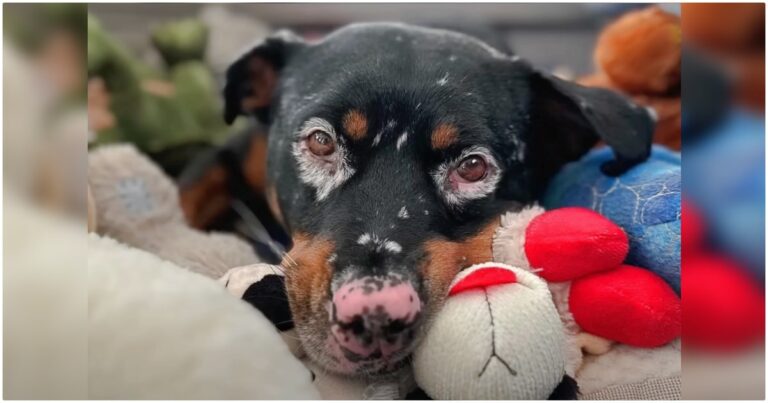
top-left (595, 7), bottom-right (681, 95)
top-left (579, 6), bottom-right (681, 150)
top-left (681, 3), bottom-right (765, 112)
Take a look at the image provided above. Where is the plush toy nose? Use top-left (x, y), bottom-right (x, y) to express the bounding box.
top-left (330, 277), bottom-right (422, 359)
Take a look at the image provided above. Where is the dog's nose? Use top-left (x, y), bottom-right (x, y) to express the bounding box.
top-left (330, 276), bottom-right (422, 359)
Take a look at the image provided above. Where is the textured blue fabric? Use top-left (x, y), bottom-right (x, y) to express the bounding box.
top-left (683, 108), bottom-right (765, 279)
top-left (542, 145), bottom-right (681, 294)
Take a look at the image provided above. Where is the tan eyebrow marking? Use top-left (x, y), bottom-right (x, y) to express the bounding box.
top-left (342, 109), bottom-right (368, 140)
top-left (431, 123), bottom-right (459, 150)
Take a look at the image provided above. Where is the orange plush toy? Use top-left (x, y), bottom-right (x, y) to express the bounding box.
top-left (681, 3), bottom-right (765, 112)
top-left (579, 7), bottom-right (681, 150)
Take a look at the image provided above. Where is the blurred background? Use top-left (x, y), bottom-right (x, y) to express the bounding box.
top-left (2, 2), bottom-right (764, 400)
top-left (88, 3), bottom-right (676, 76)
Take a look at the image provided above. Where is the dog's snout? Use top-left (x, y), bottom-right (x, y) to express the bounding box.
top-left (330, 276), bottom-right (422, 359)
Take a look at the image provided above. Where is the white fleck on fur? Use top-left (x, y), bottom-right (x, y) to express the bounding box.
top-left (397, 206), bottom-right (409, 219)
top-left (357, 233), bottom-right (401, 254)
top-left (508, 130), bottom-right (526, 162)
top-left (383, 241), bottom-right (402, 254)
top-left (645, 106), bottom-right (658, 122)
top-left (437, 72), bottom-right (450, 86)
top-left (372, 131), bottom-right (383, 147)
top-left (292, 117), bottom-right (355, 201)
top-left (357, 233), bottom-right (372, 245)
top-left (396, 131), bottom-right (409, 150)
top-left (449, 55), bottom-right (457, 62)
top-left (430, 146), bottom-right (503, 208)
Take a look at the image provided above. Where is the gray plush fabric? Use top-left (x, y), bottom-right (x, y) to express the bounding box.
top-left (581, 377), bottom-right (680, 400)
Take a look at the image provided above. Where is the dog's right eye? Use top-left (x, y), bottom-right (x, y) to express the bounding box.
top-left (307, 130), bottom-right (336, 156)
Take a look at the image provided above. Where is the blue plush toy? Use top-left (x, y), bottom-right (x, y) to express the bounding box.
top-left (542, 145), bottom-right (681, 294)
top-left (683, 108), bottom-right (765, 279)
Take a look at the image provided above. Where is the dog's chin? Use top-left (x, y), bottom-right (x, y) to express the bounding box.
top-left (296, 326), bottom-right (414, 377)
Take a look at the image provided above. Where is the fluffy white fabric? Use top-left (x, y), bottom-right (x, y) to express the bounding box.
top-left (492, 205), bottom-right (545, 269)
top-left (576, 339), bottom-right (681, 395)
top-left (5, 191), bottom-right (88, 398)
top-left (88, 234), bottom-right (320, 399)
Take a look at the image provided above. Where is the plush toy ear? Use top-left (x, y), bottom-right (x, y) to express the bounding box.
top-left (547, 375), bottom-right (579, 400)
top-left (527, 70), bottom-right (654, 180)
top-left (223, 31), bottom-right (305, 124)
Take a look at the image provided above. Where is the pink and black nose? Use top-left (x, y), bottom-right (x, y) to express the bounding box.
top-left (330, 276), bottom-right (422, 360)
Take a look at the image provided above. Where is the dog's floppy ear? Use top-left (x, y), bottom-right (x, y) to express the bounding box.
top-left (223, 31), bottom-right (305, 124)
top-left (527, 70), bottom-right (654, 181)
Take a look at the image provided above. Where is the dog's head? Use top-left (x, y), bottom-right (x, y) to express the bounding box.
top-left (224, 23), bottom-right (653, 376)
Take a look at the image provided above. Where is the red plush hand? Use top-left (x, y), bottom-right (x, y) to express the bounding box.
top-left (569, 265), bottom-right (681, 347)
top-left (504, 206), bottom-right (681, 348)
top-left (524, 207), bottom-right (629, 282)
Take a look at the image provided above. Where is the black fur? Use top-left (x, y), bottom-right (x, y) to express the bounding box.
top-left (223, 22), bottom-right (653, 354)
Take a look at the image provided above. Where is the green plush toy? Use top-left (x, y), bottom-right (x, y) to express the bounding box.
top-left (88, 14), bottom-right (240, 175)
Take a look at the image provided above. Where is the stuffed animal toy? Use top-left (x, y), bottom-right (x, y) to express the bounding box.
top-left (88, 143), bottom-right (261, 278)
top-left (681, 3), bottom-right (764, 112)
top-left (222, 206), bottom-right (680, 399)
top-left (682, 194), bottom-right (765, 352)
top-left (411, 262), bottom-right (575, 400)
top-left (543, 145), bottom-right (681, 294)
top-left (87, 14), bottom-right (238, 175)
top-left (578, 6), bottom-right (681, 149)
top-left (684, 109), bottom-right (765, 277)
top-left (593, 6), bottom-right (680, 96)
top-left (88, 234), bottom-right (320, 399)
top-left (494, 205), bottom-right (680, 375)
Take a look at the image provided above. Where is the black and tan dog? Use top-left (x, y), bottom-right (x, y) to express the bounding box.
top-left (188, 22), bottom-right (653, 379)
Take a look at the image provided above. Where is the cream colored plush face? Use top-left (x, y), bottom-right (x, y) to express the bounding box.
top-left (412, 264), bottom-right (566, 400)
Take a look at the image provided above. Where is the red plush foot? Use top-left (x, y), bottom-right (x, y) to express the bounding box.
top-left (569, 265), bottom-right (681, 347)
top-left (525, 207), bottom-right (629, 282)
top-left (683, 253), bottom-right (765, 350)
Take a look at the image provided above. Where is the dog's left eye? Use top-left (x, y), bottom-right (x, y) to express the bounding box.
top-left (307, 130), bottom-right (336, 156)
top-left (455, 155), bottom-right (488, 182)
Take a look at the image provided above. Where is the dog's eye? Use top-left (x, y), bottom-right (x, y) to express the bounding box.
top-left (307, 130), bottom-right (336, 156)
top-left (455, 154), bottom-right (487, 182)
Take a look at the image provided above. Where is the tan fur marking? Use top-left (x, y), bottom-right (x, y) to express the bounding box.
top-left (179, 166), bottom-right (230, 229)
top-left (284, 233), bottom-right (335, 323)
top-left (266, 184), bottom-right (285, 228)
top-left (342, 109), bottom-right (368, 140)
top-left (243, 134), bottom-right (268, 194)
top-left (431, 123), bottom-right (459, 150)
top-left (421, 219), bottom-right (499, 306)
